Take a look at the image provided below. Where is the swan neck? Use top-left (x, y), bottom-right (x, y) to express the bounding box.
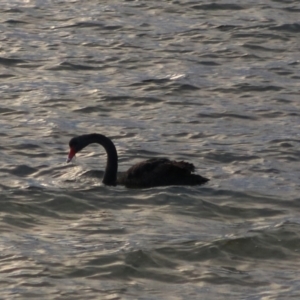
top-left (89, 134), bottom-right (118, 186)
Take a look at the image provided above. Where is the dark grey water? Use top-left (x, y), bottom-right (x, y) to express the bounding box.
top-left (1, 0), bottom-right (300, 299)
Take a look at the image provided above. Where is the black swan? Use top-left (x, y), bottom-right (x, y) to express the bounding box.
top-left (67, 133), bottom-right (209, 188)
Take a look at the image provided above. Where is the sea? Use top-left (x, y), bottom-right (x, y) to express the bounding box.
top-left (0, 0), bottom-right (300, 299)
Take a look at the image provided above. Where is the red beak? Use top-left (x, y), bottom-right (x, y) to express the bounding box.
top-left (67, 147), bottom-right (76, 163)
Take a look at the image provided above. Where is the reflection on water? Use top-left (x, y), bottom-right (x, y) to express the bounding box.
top-left (0, 0), bottom-right (300, 299)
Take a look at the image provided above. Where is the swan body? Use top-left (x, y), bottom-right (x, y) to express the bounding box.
top-left (67, 133), bottom-right (209, 188)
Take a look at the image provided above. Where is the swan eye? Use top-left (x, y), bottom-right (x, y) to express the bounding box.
top-left (69, 137), bottom-right (78, 149)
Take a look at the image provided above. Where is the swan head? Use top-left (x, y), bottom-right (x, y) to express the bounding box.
top-left (67, 135), bottom-right (87, 163)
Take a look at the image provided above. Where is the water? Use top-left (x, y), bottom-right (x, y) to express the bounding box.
top-left (1, 0), bottom-right (300, 299)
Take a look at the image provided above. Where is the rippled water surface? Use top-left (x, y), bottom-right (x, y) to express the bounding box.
top-left (1, 0), bottom-right (300, 299)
